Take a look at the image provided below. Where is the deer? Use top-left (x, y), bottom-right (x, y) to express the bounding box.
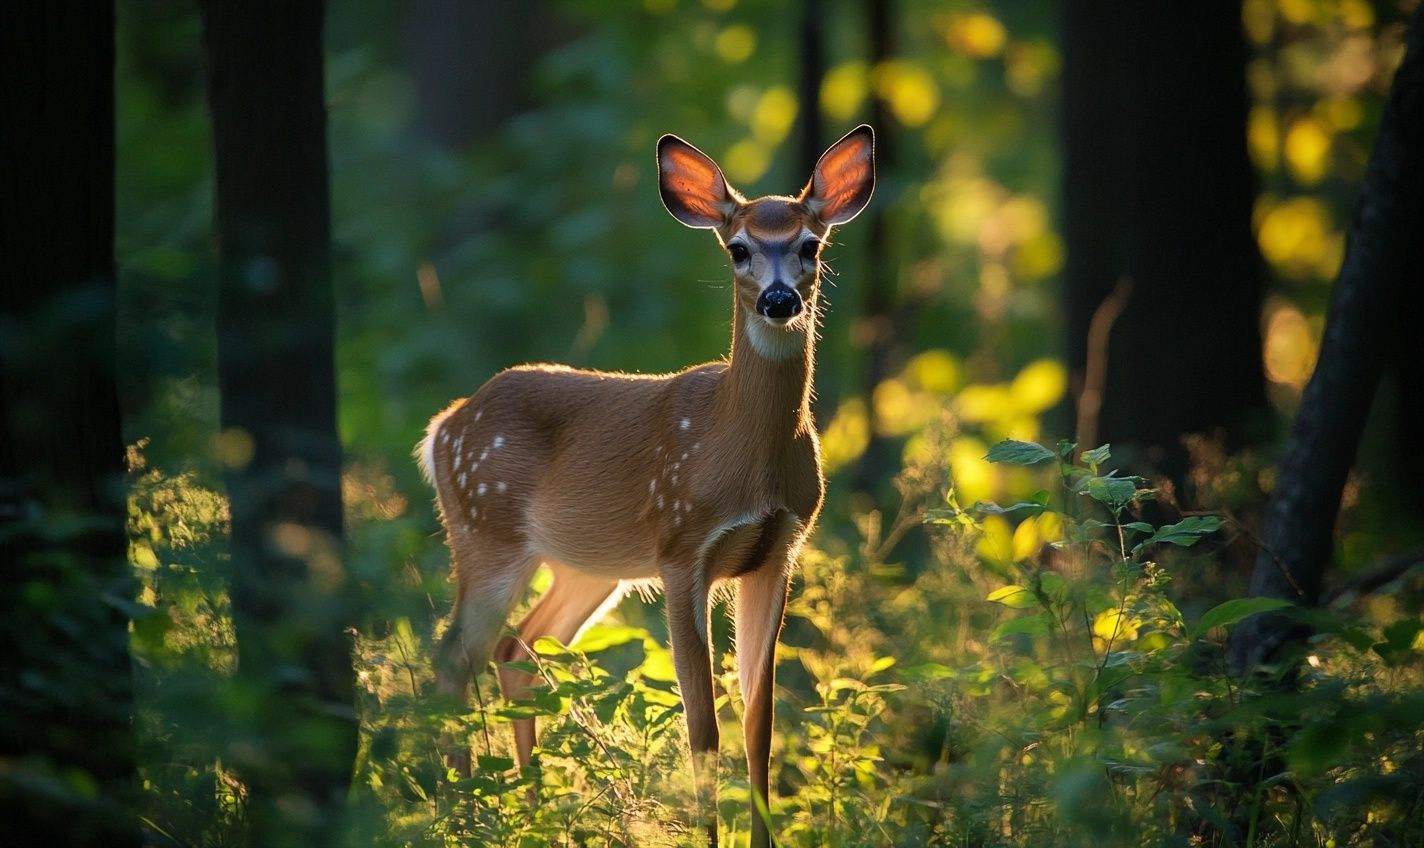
top-left (418, 124), bottom-right (874, 846)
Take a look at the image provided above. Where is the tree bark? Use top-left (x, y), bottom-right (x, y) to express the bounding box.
top-left (200, 3), bottom-right (355, 845)
top-left (854, 0), bottom-right (899, 493)
top-left (405, 0), bottom-right (561, 149)
top-left (1062, 1), bottom-right (1267, 485)
top-left (1229, 6), bottom-right (1424, 673)
top-left (0, 4), bottom-right (140, 845)
top-left (797, 0), bottom-right (826, 183)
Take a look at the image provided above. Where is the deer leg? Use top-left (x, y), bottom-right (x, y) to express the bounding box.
top-left (736, 560), bottom-right (791, 848)
top-left (495, 564), bottom-right (622, 767)
top-left (663, 566), bottom-right (719, 846)
top-left (435, 534), bottom-right (538, 778)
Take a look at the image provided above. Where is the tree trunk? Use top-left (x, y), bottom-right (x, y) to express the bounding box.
top-left (199, 3), bottom-right (355, 845)
top-left (0, 4), bottom-right (140, 845)
top-left (1229, 6), bottom-right (1424, 673)
top-left (797, 0), bottom-right (826, 182)
top-left (405, 0), bottom-right (561, 149)
top-left (854, 0), bottom-right (899, 493)
top-left (1062, 1), bottom-right (1267, 486)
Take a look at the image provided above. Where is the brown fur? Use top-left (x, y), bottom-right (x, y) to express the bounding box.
top-left (422, 125), bottom-right (873, 847)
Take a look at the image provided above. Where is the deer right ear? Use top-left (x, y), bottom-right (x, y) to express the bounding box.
top-left (657, 135), bottom-right (736, 229)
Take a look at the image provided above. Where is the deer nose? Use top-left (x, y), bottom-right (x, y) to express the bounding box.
top-left (756, 283), bottom-right (801, 320)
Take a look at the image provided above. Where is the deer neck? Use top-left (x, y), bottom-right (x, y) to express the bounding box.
top-left (718, 299), bottom-right (816, 441)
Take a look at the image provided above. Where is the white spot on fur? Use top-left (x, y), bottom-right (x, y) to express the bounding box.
top-left (656, 495), bottom-right (665, 510)
top-left (474, 409), bottom-right (483, 421)
top-left (441, 432), bottom-right (450, 444)
top-left (692, 442), bottom-right (700, 450)
top-left (649, 479), bottom-right (657, 493)
top-left (675, 515), bottom-right (683, 526)
top-left (496, 481), bottom-right (507, 493)
top-left (480, 447), bottom-right (490, 461)
top-left (680, 418), bottom-right (690, 430)
top-left (477, 483), bottom-right (487, 496)
top-left (454, 453), bottom-right (461, 470)
top-left (458, 472), bottom-right (467, 488)
top-left (469, 506), bottom-right (478, 519)
top-left (493, 435), bottom-right (505, 448)
top-left (681, 452), bottom-right (689, 460)
top-left (673, 499), bottom-right (681, 511)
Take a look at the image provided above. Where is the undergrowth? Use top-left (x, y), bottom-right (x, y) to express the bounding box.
top-left (128, 436), bottom-right (1424, 846)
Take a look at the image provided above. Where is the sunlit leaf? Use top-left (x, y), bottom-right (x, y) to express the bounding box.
top-left (1080, 444), bottom-right (1110, 467)
top-left (984, 439), bottom-right (1055, 465)
top-left (986, 585), bottom-right (1038, 609)
top-left (1192, 597), bottom-right (1293, 637)
top-left (1131, 516), bottom-right (1223, 553)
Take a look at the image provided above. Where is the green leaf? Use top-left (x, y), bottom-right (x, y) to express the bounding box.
top-left (991, 613), bottom-right (1051, 641)
top-left (901, 662), bottom-right (955, 681)
top-left (477, 755), bottom-right (515, 772)
top-left (985, 440), bottom-right (1057, 465)
top-left (869, 655), bottom-right (897, 674)
top-left (1192, 597), bottom-right (1294, 637)
top-left (1081, 444), bottom-right (1111, 467)
top-left (1131, 516), bottom-right (1222, 553)
top-left (970, 500), bottom-right (1048, 517)
top-left (572, 623), bottom-right (646, 653)
top-left (986, 585), bottom-right (1039, 609)
top-left (1083, 475), bottom-right (1138, 509)
top-left (1056, 440), bottom-right (1079, 460)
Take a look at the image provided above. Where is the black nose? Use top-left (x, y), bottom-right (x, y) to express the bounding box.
top-left (756, 284), bottom-right (802, 320)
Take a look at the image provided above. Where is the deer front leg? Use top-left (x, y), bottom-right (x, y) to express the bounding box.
top-left (663, 566), bottom-right (719, 846)
top-left (736, 560), bottom-right (791, 847)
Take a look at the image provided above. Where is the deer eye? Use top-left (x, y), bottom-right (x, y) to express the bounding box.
top-left (799, 240), bottom-right (820, 260)
top-left (728, 243), bottom-right (750, 264)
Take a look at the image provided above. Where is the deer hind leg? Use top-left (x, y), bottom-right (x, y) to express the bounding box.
top-left (735, 559), bottom-right (792, 848)
top-left (434, 530), bottom-right (539, 778)
top-left (494, 563), bottom-right (622, 767)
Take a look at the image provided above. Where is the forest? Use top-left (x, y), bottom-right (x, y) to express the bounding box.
top-left (3, 0), bottom-right (1423, 846)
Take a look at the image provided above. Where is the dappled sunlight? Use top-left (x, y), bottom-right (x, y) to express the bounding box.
top-left (821, 397), bottom-right (870, 474)
top-left (1263, 297), bottom-right (1320, 390)
top-left (942, 12), bottom-right (1007, 60)
top-left (1256, 194), bottom-right (1343, 279)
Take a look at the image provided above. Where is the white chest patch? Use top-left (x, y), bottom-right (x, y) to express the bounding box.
top-left (745, 311), bottom-right (806, 362)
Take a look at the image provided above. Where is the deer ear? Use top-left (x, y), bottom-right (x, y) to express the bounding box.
top-left (657, 135), bottom-right (736, 229)
top-left (805, 124), bottom-right (875, 225)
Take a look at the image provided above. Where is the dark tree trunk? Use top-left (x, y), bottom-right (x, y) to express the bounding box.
top-left (200, 3), bottom-right (355, 845)
top-left (0, 4), bottom-right (140, 845)
top-left (1062, 1), bottom-right (1267, 485)
top-left (405, 0), bottom-right (560, 149)
top-left (797, 0), bottom-right (826, 182)
top-left (1229, 6), bottom-right (1424, 673)
top-left (854, 0), bottom-right (898, 493)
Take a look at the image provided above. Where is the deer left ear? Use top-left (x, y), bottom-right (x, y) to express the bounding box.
top-left (657, 134), bottom-right (737, 229)
top-left (805, 124), bottom-right (875, 226)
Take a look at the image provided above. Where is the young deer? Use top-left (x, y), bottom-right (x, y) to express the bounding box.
top-left (419, 125), bottom-right (874, 845)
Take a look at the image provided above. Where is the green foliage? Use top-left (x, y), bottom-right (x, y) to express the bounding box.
top-left (909, 438), bottom-right (1424, 847)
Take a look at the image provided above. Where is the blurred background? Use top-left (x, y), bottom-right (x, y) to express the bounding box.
top-left (100, 0), bottom-right (1424, 844)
